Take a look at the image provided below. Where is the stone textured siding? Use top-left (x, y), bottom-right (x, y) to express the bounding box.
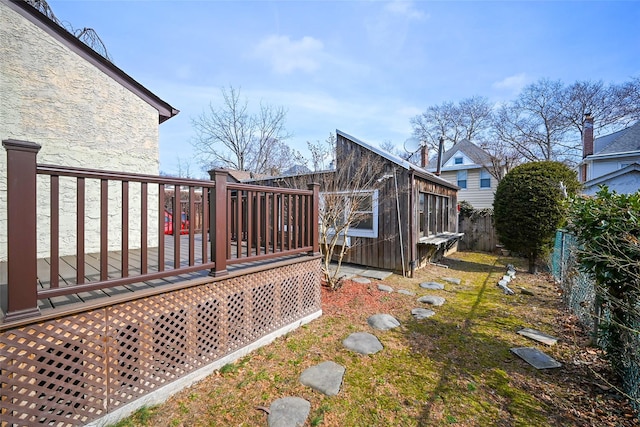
top-left (0, 2), bottom-right (160, 260)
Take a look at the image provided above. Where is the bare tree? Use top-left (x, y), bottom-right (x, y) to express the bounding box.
top-left (411, 96), bottom-right (494, 150)
top-left (307, 133), bottom-right (336, 172)
top-left (619, 76), bottom-right (640, 119)
top-left (493, 77), bottom-right (640, 165)
top-left (458, 96), bottom-right (495, 141)
top-left (286, 149), bottom-right (387, 289)
top-left (561, 80), bottom-right (639, 139)
top-left (379, 140), bottom-right (406, 159)
top-left (493, 79), bottom-right (574, 162)
top-left (477, 139), bottom-right (521, 182)
top-left (191, 86), bottom-right (293, 174)
top-left (317, 150), bottom-right (386, 289)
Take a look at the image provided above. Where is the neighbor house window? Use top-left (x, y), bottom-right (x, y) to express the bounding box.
top-left (457, 170), bottom-right (467, 189)
top-left (480, 169), bottom-right (491, 188)
top-left (320, 190), bottom-right (378, 238)
top-left (454, 156), bottom-right (463, 165)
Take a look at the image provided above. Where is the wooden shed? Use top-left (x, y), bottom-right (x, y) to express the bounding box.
top-left (250, 130), bottom-right (462, 276)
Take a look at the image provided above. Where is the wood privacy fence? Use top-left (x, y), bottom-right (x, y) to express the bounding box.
top-left (458, 213), bottom-right (498, 252)
top-left (1, 139), bottom-right (319, 324)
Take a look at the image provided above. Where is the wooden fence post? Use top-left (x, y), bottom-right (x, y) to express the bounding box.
top-left (2, 139), bottom-right (41, 322)
top-left (307, 182), bottom-right (320, 255)
top-left (208, 169), bottom-right (228, 277)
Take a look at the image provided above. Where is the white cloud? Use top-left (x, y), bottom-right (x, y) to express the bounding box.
top-left (385, 0), bottom-right (427, 20)
top-left (492, 73), bottom-right (528, 93)
top-left (253, 35), bottom-right (324, 74)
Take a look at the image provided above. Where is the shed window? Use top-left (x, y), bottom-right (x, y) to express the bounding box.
top-left (419, 193), bottom-right (426, 237)
top-left (320, 190), bottom-right (378, 238)
top-left (457, 170), bottom-right (467, 189)
top-left (480, 169), bottom-right (491, 188)
top-left (419, 192), bottom-right (451, 237)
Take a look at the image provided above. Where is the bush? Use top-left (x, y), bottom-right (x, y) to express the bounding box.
top-left (493, 161), bottom-right (580, 273)
top-left (567, 186), bottom-right (640, 404)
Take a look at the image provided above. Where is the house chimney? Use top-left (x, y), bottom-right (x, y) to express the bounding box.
top-left (581, 113), bottom-right (594, 182)
top-left (435, 136), bottom-right (444, 176)
top-left (583, 113), bottom-right (594, 158)
top-left (420, 144), bottom-right (428, 168)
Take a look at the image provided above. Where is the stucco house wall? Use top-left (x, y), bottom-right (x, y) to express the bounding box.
top-left (0, 0), bottom-right (170, 261)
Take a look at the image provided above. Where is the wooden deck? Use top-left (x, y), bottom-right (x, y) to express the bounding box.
top-left (0, 234), bottom-right (295, 315)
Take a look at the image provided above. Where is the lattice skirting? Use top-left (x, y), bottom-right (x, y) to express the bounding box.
top-left (0, 258), bottom-right (321, 427)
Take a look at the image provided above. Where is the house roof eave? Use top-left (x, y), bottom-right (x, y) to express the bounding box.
top-left (585, 150), bottom-right (640, 161)
top-left (7, 0), bottom-right (179, 124)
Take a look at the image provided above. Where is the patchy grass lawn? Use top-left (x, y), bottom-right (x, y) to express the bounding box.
top-left (112, 252), bottom-right (639, 427)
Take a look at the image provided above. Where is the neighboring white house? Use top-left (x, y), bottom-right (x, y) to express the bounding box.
top-left (579, 114), bottom-right (640, 195)
top-left (0, 0), bottom-right (178, 260)
top-left (427, 139), bottom-right (498, 209)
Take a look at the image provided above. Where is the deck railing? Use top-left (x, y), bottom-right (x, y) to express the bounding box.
top-left (2, 139), bottom-right (319, 323)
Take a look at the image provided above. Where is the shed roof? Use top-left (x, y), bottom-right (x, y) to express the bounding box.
top-left (6, 0), bottom-right (179, 123)
top-left (336, 130), bottom-right (458, 189)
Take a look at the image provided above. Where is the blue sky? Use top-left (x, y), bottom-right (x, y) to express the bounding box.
top-left (48, 0), bottom-right (640, 176)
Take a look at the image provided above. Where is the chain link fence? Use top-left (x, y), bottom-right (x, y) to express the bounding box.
top-left (551, 229), bottom-right (640, 414)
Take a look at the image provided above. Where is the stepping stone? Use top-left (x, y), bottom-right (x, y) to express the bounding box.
top-left (352, 277), bottom-right (371, 284)
top-left (442, 277), bottom-right (461, 285)
top-left (367, 314), bottom-right (400, 330)
top-left (517, 328), bottom-right (558, 346)
top-left (268, 397), bottom-right (310, 427)
top-left (377, 284), bottom-right (393, 293)
top-left (299, 361), bottom-right (345, 396)
top-left (342, 332), bottom-right (383, 355)
top-left (397, 289), bottom-right (415, 296)
top-left (420, 281), bottom-right (445, 290)
top-left (417, 295), bottom-right (446, 306)
top-left (362, 269), bottom-right (393, 280)
top-left (510, 347), bottom-right (562, 369)
top-left (411, 308), bottom-right (435, 319)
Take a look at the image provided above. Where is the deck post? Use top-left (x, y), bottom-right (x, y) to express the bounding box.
top-left (208, 169), bottom-right (228, 277)
top-left (307, 182), bottom-right (320, 256)
top-left (2, 139), bottom-right (42, 322)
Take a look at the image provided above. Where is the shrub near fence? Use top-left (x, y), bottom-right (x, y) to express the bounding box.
top-left (551, 231), bottom-right (600, 338)
top-left (552, 228), bottom-right (640, 415)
